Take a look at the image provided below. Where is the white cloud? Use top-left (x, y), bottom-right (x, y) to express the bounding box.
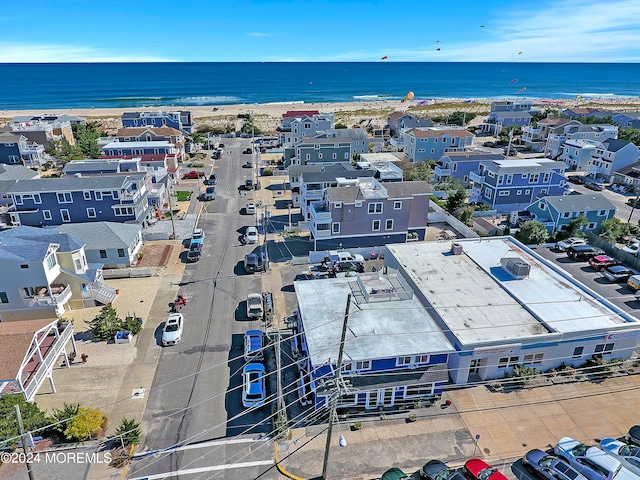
top-left (0, 42), bottom-right (175, 63)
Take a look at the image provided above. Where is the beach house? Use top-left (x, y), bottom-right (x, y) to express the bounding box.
top-left (480, 100), bottom-right (535, 135)
top-left (613, 113), bottom-right (640, 130)
top-left (283, 137), bottom-right (352, 167)
top-left (521, 117), bottom-right (577, 153)
top-left (546, 123), bottom-right (618, 159)
top-left (9, 117), bottom-right (75, 148)
top-left (0, 225), bottom-right (117, 321)
top-left (297, 165), bottom-right (376, 218)
top-left (309, 178), bottom-right (430, 249)
top-left (526, 193), bottom-right (616, 235)
top-left (401, 127), bottom-right (473, 162)
top-left (587, 138), bottom-right (640, 181)
top-left (49, 222), bottom-right (143, 269)
top-left (5, 172), bottom-right (152, 227)
top-left (434, 151), bottom-right (505, 187)
top-left (121, 110), bottom-right (193, 133)
top-left (386, 111), bottom-right (434, 137)
top-left (0, 131), bottom-right (47, 167)
top-left (278, 111), bottom-right (332, 147)
top-left (469, 158), bottom-right (567, 213)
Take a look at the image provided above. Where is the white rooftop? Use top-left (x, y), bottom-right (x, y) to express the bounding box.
top-left (295, 272), bottom-right (455, 368)
top-left (386, 238), bottom-right (637, 347)
top-left (493, 158), bottom-right (560, 168)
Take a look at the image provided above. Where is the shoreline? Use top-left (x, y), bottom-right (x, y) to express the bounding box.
top-left (2, 96), bottom-right (639, 134)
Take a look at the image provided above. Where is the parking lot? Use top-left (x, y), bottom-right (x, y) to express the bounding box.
top-left (534, 245), bottom-right (640, 316)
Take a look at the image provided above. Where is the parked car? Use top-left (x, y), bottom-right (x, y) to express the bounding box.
top-left (463, 458), bottom-right (509, 480)
top-left (567, 245), bottom-right (605, 261)
top-left (503, 147), bottom-right (518, 156)
top-left (564, 186), bottom-right (576, 195)
top-left (191, 228), bottom-right (205, 243)
top-left (556, 237), bottom-right (587, 252)
top-left (420, 460), bottom-right (466, 480)
top-left (585, 181), bottom-right (605, 191)
top-left (245, 226), bottom-right (259, 244)
top-left (244, 253), bottom-right (263, 274)
top-left (622, 242), bottom-right (640, 256)
top-left (382, 467), bottom-right (413, 480)
top-left (202, 186), bottom-right (216, 201)
top-left (407, 231), bottom-right (420, 242)
top-left (567, 175), bottom-right (587, 185)
top-left (182, 169), bottom-right (205, 179)
top-left (244, 160), bottom-right (254, 168)
top-left (554, 437), bottom-right (626, 480)
top-left (247, 293), bottom-right (264, 319)
top-left (243, 147), bottom-right (253, 154)
top-left (336, 261), bottom-right (365, 273)
top-left (244, 329), bottom-right (264, 360)
top-left (522, 449), bottom-right (588, 480)
top-left (242, 363), bottom-right (266, 408)
top-left (589, 255), bottom-right (621, 271)
top-left (627, 426), bottom-right (640, 446)
top-left (162, 313), bottom-right (184, 346)
top-left (628, 275), bottom-right (640, 291)
top-left (205, 173), bottom-right (218, 185)
top-left (483, 141), bottom-right (496, 148)
top-left (627, 198), bottom-right (640, 208)
top-left (599, 438), bottom-right (640, 477)
top-left (244, 178), bottom-right (255, 190)
top-left (602, 265), bottom-right (635, 282)
top-left (186, 243), bottom-right (202, 262)
top-left (245, 202), bottom-right (257, 215)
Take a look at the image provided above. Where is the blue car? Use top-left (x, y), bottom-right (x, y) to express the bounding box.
top-left (242, 363), bottom-right (266, 408)
top-left (523, 449), bottom-right (588, 480)
top-left (554, 437), bottom-right (624, 480)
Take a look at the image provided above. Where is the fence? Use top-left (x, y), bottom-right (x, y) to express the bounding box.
top-left (428, 202), bottom-right (479, 239)
top-left (587, 233), bottom-right (640, 271)
top-left (103, 267), bottom-right (153, 279)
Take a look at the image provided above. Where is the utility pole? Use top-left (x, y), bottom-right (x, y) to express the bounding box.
top-left (168, 187), bottom-right (176, 240)
top-left (321, 294), bottom-right (351, 480)
top-left (628, 192), bottom-right (640, 223)
top-left (15, 405), bottom-right (35, 480)
top-left (507, 128), bottom-right (514, 155)
top-left (262, 205), bottom-right (269, 272)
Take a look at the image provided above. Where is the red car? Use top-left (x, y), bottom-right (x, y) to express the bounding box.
top-left (588, 254), bottom-right (620, 271)
top-left (182, 170), bottom-right (205, 179)
top-left (463, 459), bottom-right (509, 480)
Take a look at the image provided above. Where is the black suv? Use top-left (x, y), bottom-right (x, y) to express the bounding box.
top-left (243, 253), bottom-right (263, 274)
top-left (567, 245), bottom-right (605, 261)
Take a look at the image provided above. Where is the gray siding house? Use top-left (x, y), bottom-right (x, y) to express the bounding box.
top-left (309, 178), bottom-right (430, 249)
top-left (526, 194), bottom-right (616, 235)
top-left (401, 127), bottom-right (474, 162)
top-left (48, 222), bottom-right (143, 268)
top-left (284, 137), bottom-right (352, 167)
top-left (435, 152), bottom-right (505, 187)
top-left (386, 112), bottom-right (434, 137)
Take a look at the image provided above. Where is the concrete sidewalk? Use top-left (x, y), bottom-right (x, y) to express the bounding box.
top-left (276, 373), bottom-right (640, 480)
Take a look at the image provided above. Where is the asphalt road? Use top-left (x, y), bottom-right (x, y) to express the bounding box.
top-left (566, 180), bottom-right (640, 225)
top-left (129, 138), bottom-right (280, 480)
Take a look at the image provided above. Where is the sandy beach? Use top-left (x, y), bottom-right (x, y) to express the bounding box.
top-left (2, 97), bottom-right (640, 134)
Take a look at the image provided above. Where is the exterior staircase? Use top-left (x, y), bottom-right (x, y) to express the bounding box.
top-left (89, 282), bottom-right (118, 305)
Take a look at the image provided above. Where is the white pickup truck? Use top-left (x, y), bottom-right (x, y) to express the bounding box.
top-left (247, 293), bottom-right (264, 319)
top-left (327, 250), bottom-right (365, 263)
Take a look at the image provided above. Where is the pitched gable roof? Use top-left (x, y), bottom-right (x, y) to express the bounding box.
top-left (541, 193), bottom-right (615, 213)
top-left (0, 319), bottom-right (57, 381)
top-left (51, 222), bottom-right (141, 250)
top-left (603, 138), bottom-right (633, 152)
top-left (282, 110), bottom-right (319, 119)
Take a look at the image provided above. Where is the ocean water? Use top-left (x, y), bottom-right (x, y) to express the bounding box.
top-left (0, 62), bottom-right (639, 110)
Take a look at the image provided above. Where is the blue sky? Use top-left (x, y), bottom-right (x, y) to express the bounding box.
top-left (1, 0), bottom-right (639, 62)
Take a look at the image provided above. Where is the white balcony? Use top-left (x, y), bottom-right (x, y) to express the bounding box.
top-left (434, 166), bottom-right (452, 177)
top-left (310, 202), bottom-right (332, 221)
top-left (22, 284), bottom-right (72, 315)
top-left (470, 172), bottom-right (486, 184)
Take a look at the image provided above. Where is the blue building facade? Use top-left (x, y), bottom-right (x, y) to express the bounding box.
top-left (470, 159), bottom-right (567, 212)
top-left (6, 173), bottom-right (151, 227)
top-left (435, 152), bottom-right (505, 187)
top-left (121, 111), bottom-right (193, 133)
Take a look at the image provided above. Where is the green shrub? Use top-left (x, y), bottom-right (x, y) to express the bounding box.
top-left (115, 417), bottom-right (141, 447)
top-left (89, 305), bottom-right (142, 341)
top-left (263, 168), bottom-right (274, 176)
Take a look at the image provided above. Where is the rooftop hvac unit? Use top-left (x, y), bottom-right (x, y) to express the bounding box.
top-left (451, 243), bottom-right (463, 255)
top-left (501, 257), bottom-right (531, 278)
